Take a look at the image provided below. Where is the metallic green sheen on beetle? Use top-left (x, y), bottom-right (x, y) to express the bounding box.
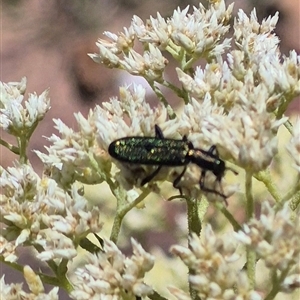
top-left (108, 125), bottom-right (236, 199)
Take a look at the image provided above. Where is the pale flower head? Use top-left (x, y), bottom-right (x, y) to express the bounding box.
top-left (70, 238), bottom-right (154, 299)
top-left (119, 45), bottom-right (168, 82)
top-left (0, 162), bottom-right (102, 264)
top-left (170, 225), bottom-right (258, 299)
top-left (168, 2), bottom-right (233, 57)
top-left (46, 1), bottom-right (299, 201)
top-left (90, 1), bottom-right (234, 79)
top-left (35, 229), bottom-right (77, 261)
top-left (23, 265), bottom-right (44, 295)
top-left (35, 112), bottom-right (111, 187)
top-left (0, 236), bottom-right (18, 263)
top-left (0, 275), bottom-right (59, 300)
top-left (235, 201), bottom-right (300, 283)
top-left (0, 77), bottom-right (50, 136)
top-left (178, 53), bottom-right (290, 173)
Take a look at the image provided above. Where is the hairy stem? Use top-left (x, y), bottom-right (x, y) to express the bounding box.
top-left (245, 170), bottom-right (256, 287)
top-left (110, 189), bottom-right (150, 243)
top-left (255, 170), bottom-right (281, 202)
top-left (186, 198), bottom-right (202, 300)
top-left (216, 203), bottom-right (242, 232)
top-left (0, 138), bottom-right (20, 155)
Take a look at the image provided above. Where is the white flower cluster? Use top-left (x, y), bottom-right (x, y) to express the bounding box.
top-left (235, 202), bottom-right (300, 293)
top-left (169, 202), bottom-right (300, 300)
top-left (70, 238), bottom-right (154, 299)
top-left (0, 274), bottom-right (59, 300)
top-left (0, 77), bottom-right (50, 136)
top-left (170, 225), bottom-right (262, 300)
top-left (89, 0), bottom-right (299, 189)
top-left (170, 201), bottom-right (300, 298)
top-left (90, 1), bottom-right (233, 82)
top-left (28, 0), bottom-right (299, 199)
top-left (34, 84), bottom-right (176, 191)
top-left (0, 163), bottom-right (102, 263)
top-left (35, 114), bottom-right (110, 187)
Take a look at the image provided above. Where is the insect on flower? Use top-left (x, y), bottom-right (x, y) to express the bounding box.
top-left (108, 125), bottom-right (237, 200)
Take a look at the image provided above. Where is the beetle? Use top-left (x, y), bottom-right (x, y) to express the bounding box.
top-left (108, 125), bottom-right (236, 199)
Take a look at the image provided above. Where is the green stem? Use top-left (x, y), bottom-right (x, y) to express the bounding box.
top-left (17, 120), bottom-right (40, 164)
top-left (0, 255), bottom-right (24, 272)
top-left (255, 170), bottom-right (281, 203)
top-left (33, 244), bottom-right (58, 274)
top-left (183, 56), bottom-right (198, 71)
top-left (216, 202), bottom-right (242, 232)
top-left (165, 42), bottom-right (184, 61)
top-left (0, 138), bottom-right (20, 155)
top-left (283, 119), bottom-right (293, 134)
top-left (186, 198), bottom-right (203, 300)
top-left (162, 80), bottom-right (189, 104)
top-left (264, 267), bottom-right (291, 300)
top-left (148, 81), bottom-right (177, 119)
top-left (110, 213), bottom-right (123, 244)
top-left (110, 189), bottom-right (150, 243)
top-left (276, 97), bottom-right (294, 125)
top-left (281, 174), bottom-right (300, 210)
top-left (288, 189), bottom-right (300, 211)
top-left (58, 274), bottom-right (73, 293)
top-left (88, 152), bottom-right (117, 191)
top-left (32, 244), bottom-right (73, 291)
top-left (58, 258), bottom-right (68, 274)
top-left (186, 198), bottom-right (202, 236)
top-left (0, 255), bottom-right (71, 291)
top-left (245, 170), bottom-right (256, 287)
top-left (245, 171), bottom-right (254, 220)
top-left (38, 272), bottom-right (71, 291)
top-left (17, 135), bottom-right (28, 164)
top-left (246, 248), bottom-right (256, 289)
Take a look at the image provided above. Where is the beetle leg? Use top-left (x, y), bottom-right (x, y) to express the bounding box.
top-left (199, 169), bottom-right (206, 190)
top-left (207, 145), bottom-right (218, 156)
top-left (200, 169), bottom-right (228, 201)
top-left (173, 165), bottom-right (188, 194)
top-left (141, 165), bottom-right (162, 186)
top-left (154, 124), bottom-right (164, 138)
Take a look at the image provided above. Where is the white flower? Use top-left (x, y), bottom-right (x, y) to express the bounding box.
top-left (119, 45), bottom-right (167, 81)
top-left (0, 275), bottom-right (59, 299)
top-left (35, 229), bottom-right (77, 261)
top-left (24, 265), bottom-right (44, 295)
top-left (0, 162), bottom-right (102, 265)
top-left (132, 13), bottom-right (169, 47)
top-left (0, 236), bottom-right (18, 262)
top-left (70, 239), bottom-right (154, 299)
top-left (170, 225), bottom-right (259, 299)
top-left (0, 78), bottom-right (50, 135)
top-left (236, 202), bottom-right (300, 273)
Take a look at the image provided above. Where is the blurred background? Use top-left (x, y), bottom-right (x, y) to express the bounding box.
top-left (1, 0), bottom-right (299, 298)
